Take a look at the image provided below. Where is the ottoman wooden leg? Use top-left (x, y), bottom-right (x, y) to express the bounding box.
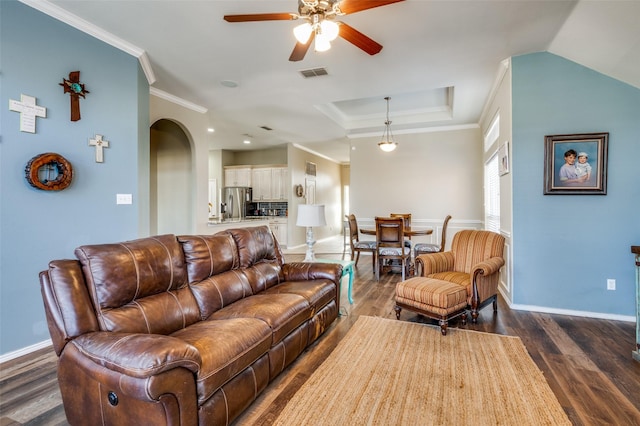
top-left (394, 305), bottom-right (402, 320)
top-left (439, 320), bottom-right (448, 336)
top-left (461, 312), bottom-right (467, 325)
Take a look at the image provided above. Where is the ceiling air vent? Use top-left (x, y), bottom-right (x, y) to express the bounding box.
top-left (260, 126), bottom-right (273, 131)
top-left (300, 67), bottom-right (328, 78)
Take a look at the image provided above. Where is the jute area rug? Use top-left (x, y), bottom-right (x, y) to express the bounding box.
top-left (274, 316), bottom-right (570, 425)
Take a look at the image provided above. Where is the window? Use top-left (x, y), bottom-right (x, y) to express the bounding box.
top-left (484, 114), bottom-right (500, 152)
top-left (484, 112), bottom-right (500, 232)
top-left (484, 153), bottom-right (500, 233)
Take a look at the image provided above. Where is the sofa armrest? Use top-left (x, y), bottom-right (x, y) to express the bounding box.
top-left (71, 332), bottom-right (201, 378)
top-left (282, 262), bottom-right (343, 285)
top-left (415, 251), bottom-right (455, 276)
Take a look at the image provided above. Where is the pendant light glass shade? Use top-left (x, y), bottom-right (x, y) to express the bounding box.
top-left (378, 97), bottom-right (398, 152)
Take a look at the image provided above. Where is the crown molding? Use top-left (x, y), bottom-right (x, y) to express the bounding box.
top-left (292, 143), bottom-right (340, 164)
top-left (346, 123), bottom-right (479, 139)
top-left (478, 58), bottom-right (510, 127)
top-left (150, 88), bottom-right (208, 114)
top-left (19, 0), bottom-right (156, 85)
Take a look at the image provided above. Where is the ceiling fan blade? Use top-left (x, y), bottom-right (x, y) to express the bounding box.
top-left (224, 13), bottom-right (297, 22)
top-left (289, 33), bottom-right (314, 62)
top-left (338, 23), bottom-right (383, 56)
top-left (336, 0), bottom-right (405, 15)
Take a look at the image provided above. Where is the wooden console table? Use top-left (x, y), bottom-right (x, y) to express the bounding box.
top-left (632, 245), bottom-right (640, 362)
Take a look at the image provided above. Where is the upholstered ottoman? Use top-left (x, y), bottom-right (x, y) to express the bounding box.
top-left (394, 277), bottom-right (468, 335)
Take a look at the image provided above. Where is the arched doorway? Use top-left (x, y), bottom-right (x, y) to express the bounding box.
top-left (150, 119), bottom-right (193, 235)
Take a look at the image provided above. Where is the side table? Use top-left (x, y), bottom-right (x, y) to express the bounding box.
top-left (313, 258), bottom-right (355, 305)
top-left (632, 246), bottom-right (639, 362)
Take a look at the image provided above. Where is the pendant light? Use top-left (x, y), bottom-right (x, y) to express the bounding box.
top-left (378, 96), bottom-right (397, 152)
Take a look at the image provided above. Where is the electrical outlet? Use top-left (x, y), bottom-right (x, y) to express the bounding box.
top-left (116, 193), bottom-right (132, 205)
top-left (607, 279), bottom-right (616, 290)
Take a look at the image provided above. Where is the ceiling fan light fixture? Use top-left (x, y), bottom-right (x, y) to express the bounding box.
top-left (320, 19), bottom-right (339, 41)
top-left (314, 34), bottom-right (331, 52)
top-left (294, 22), bottom-right (313, 43)
top-left (378, 97), bottom-right (398, 152)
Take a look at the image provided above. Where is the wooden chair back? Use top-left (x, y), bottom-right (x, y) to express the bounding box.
top-left (375, 216), bottom-right (410, 280)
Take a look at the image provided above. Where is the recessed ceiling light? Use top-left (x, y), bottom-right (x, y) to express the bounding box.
top-left (220, 80), bottom-right (238, 88)
top-left (243, 140), bottom-right (251, 144)
top-left (207, 128), bottom-right (215, 133)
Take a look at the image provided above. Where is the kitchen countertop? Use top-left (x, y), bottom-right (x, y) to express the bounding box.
top-left (207, 217), bottom-right (270, 226)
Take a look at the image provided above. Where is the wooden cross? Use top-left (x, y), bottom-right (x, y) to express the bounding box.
top-left (89, 134), bottom-right (109, 163)
top-left (9, 94), bottom-right (47, 133)
top-left (60, 71), bottom-right (89, 121)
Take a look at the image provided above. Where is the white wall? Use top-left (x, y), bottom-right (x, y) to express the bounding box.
top-left (349, 127), bottom-right (484, 246)
top-left (151, 120), bottom-right (193, 235)
top-left (287, 145), bottom-right (343, 247)
top-left (479, 60), bottom-right (514, 303)
top-left (150, 95), bottom-right (212, 234)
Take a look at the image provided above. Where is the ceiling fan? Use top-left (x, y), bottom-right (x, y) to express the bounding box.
top-left (223, 0), bottom-right (405, 61)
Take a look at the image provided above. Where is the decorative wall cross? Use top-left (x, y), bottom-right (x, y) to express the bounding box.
top-left (60, 71), bottom-right (89, 121)
top-left (9, 94), bottom-right (47, 133)
top-left (89, 134), bottom-right (109, 163)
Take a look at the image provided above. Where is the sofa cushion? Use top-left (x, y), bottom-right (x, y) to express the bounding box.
top-left (178, 233), bottom-right (239, 284)
top-left (171, 317), bottom-right (272, 405)
top-left (74, 234), bottom-right (199, 334)
top-left (209, 293), bottom-right (311, 345)
top-left (428, 271), bottom-right (470, 292)
top-left (240, 261), bottom-right (283, 294)
top-left (189, 270), bottom-right (254, 320)
top-left (263, 280), bottom-right (336, 317)
top-left (227, 226), bottom-right (281, 270)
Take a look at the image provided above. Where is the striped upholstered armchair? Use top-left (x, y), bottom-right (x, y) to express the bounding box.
top-left (414, 230), bottom-right (505, 323)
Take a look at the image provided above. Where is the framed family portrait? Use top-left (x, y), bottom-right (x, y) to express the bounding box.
top-left (543, 132), bottom-right (608, 195)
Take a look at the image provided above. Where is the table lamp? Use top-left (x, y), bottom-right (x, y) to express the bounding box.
top-left (296, 204), bottom-right (326, 262)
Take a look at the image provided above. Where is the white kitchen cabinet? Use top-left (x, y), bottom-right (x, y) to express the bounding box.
top-left (251, 168), bottom-right (272, 201)
top-left (224, 167), bottom-right (251, 187)
top-left (251, 166), bottom-right (288, 201)
top-left (271, 167), bottom-right (289, 201)
top-left (269, 218), bottom-right (288, 247)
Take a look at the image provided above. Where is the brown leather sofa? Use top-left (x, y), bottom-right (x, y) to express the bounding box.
top-left (39, 226), bottom-right (342, 425)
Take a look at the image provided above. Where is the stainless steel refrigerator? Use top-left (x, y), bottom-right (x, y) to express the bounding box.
top-left (222, 187), bottom-right (252, 220)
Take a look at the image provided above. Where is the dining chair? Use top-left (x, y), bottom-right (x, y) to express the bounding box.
top-left (414, 215), bottom-right (452, 259)
top-left (390, 213), bottom-right (412, 248)
top-left (375, 216), bottom-right (411, 281)
top-left (346, 214), bottom-right (377, 272)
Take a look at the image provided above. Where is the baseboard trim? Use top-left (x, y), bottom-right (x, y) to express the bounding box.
top-left (0, 339), bottom-right (52, 364)
top-left (499, 290), bottom-right (635, 322)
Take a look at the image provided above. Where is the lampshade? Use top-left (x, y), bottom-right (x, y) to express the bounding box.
top-left (296, 204), bottom-right (327, 227)
top-left (294, 22), bottom-right (312, 43)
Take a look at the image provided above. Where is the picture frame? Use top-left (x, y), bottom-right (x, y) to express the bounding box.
top-left (543, 132), bottom-right (608, 195)
top-left (499, 141), bottom-right (510, 176)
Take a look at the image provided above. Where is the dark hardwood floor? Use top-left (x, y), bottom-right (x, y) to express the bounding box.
top-left (2, 252), bottom-right (639, 425)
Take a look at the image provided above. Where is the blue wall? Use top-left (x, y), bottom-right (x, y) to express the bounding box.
top-left (512, 52), bottom-right (640, 315)
top-left (0, 1), bottom-right (148, 354)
